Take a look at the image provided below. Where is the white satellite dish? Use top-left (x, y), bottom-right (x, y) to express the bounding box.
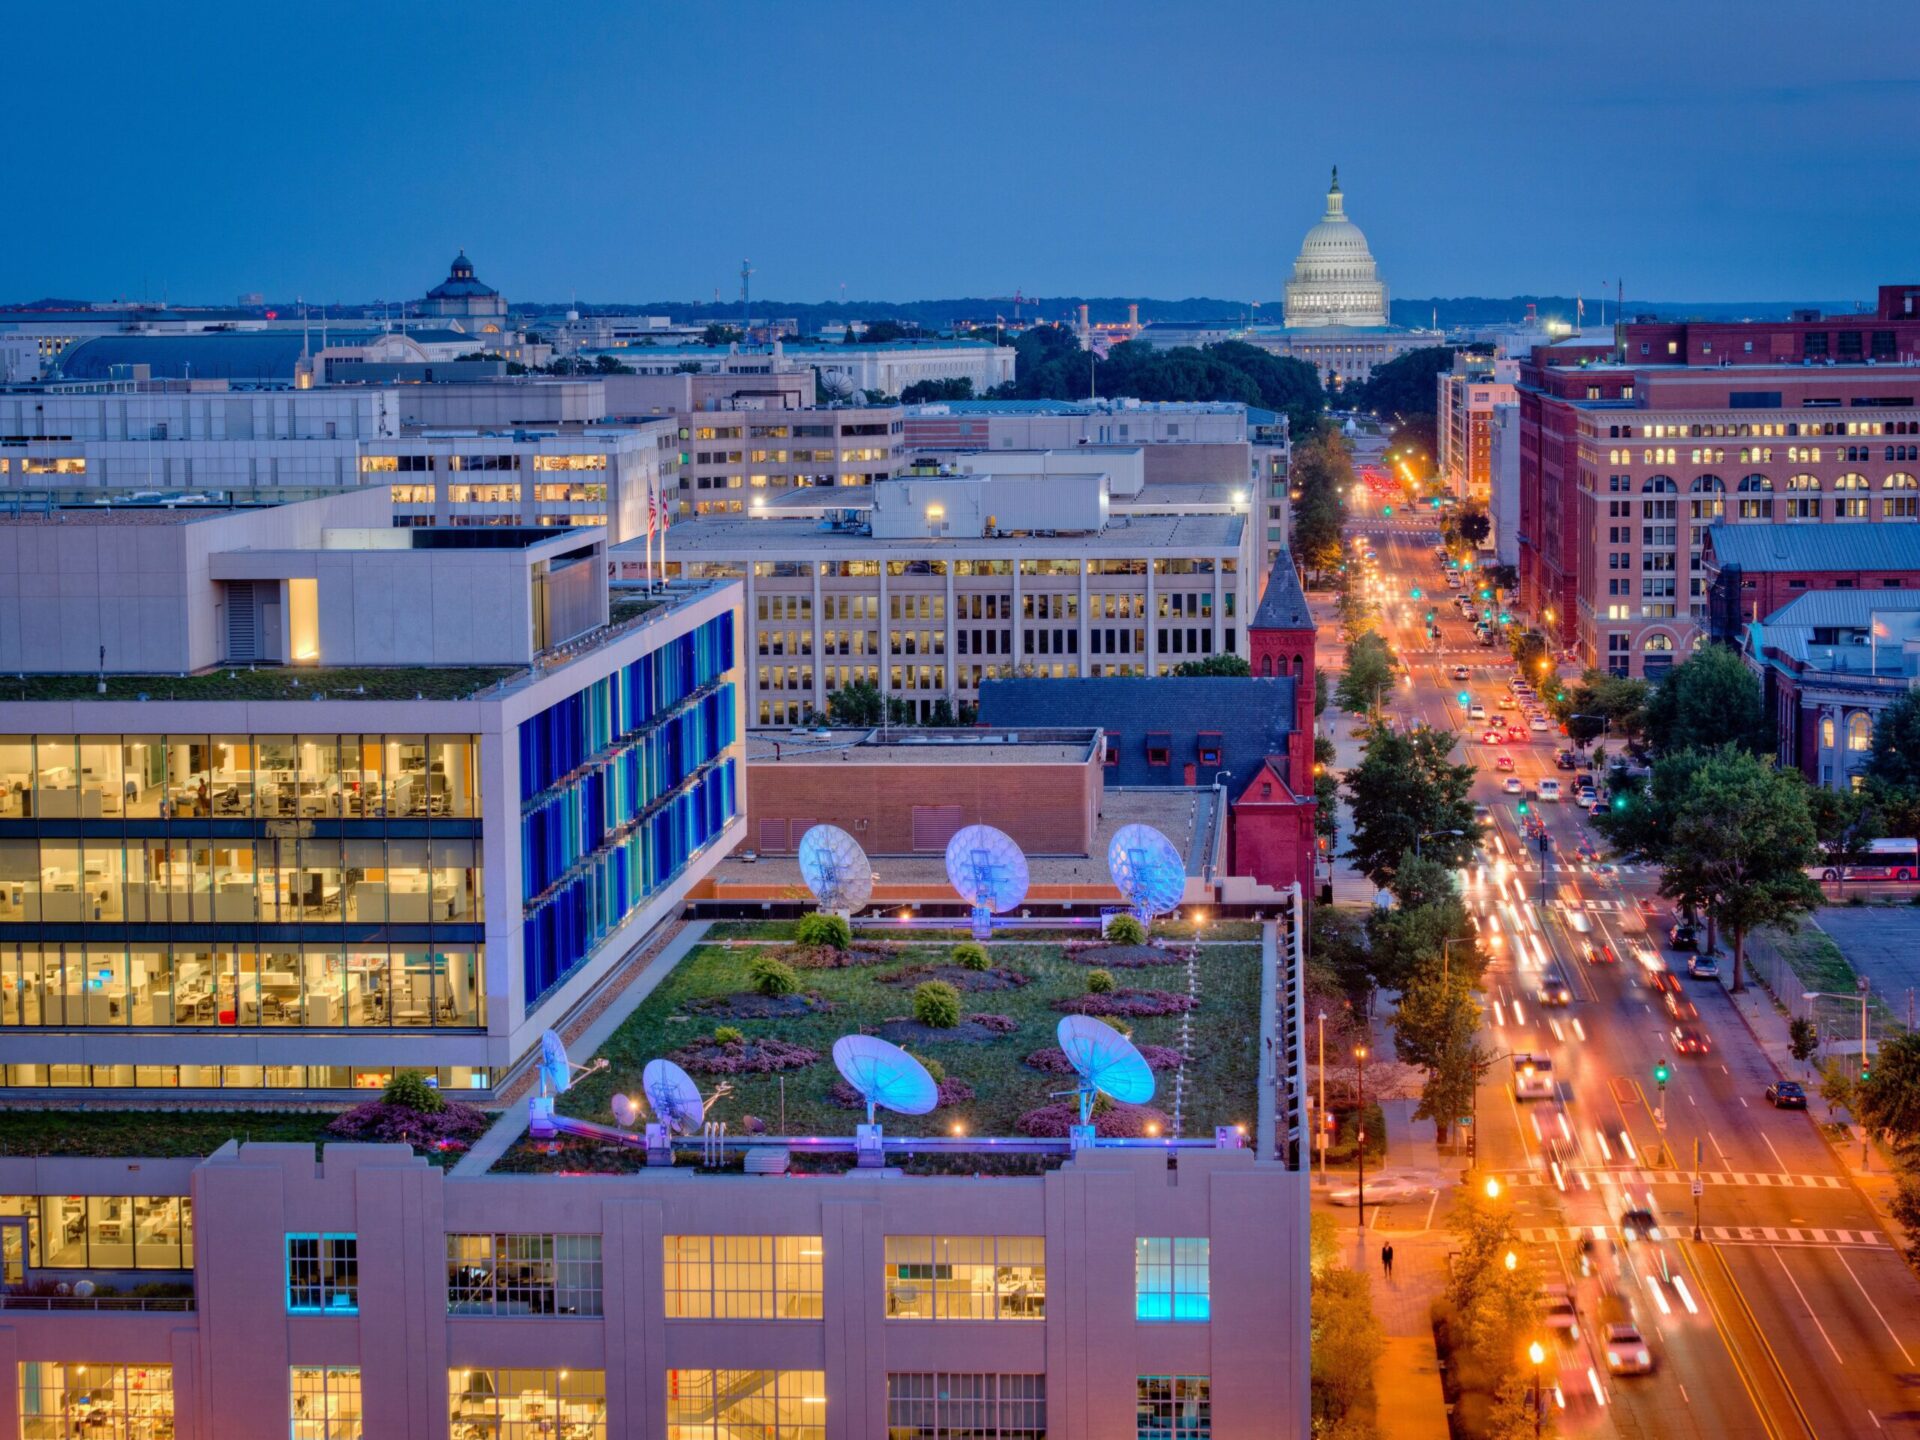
top-left (642, 1058), bottom-right (706, 1135)
top-left (797, 824), bottom-right (874, 914)
top-left (945, 823), bottom-right (1029, 938)
top-left (1056, 1015), bottom-right (1156, 1123)
top-left (610, 1093), bottom-right (643, 1129)
top-left (1107, 823), bottom-right (1186, 923)
top-left (538, 1027), bottom-right (607, 1099)
top-left (832, 1035), bottom-right (940, 1126)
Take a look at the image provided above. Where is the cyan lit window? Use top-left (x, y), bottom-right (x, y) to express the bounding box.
top-left (287, 1233), bottom-right (358, 1314)
top-left (1135, 1238), bottom-right (1209, 1322)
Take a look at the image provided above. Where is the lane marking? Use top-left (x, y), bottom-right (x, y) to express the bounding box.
top-left (1771, 1246), bottom-right (1845, 1365)
top-left (1834, 1248), bottom-right (1916, 1367)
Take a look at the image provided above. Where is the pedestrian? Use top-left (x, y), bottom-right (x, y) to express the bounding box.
top-left (1381, 1241), bottom-right (1394, 1277)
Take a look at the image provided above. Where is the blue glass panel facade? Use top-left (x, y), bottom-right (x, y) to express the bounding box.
top-left (518, 614), bottom-right (739, 1006)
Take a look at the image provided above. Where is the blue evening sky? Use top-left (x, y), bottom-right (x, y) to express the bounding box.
top-left (7, 0), bottom-right (1918, 306)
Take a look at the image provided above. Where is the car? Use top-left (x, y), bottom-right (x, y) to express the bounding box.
top-left (1662, 990), bottom-right (1699, 1021)
top-left (1451, 665), bottom-right (1471, 681)
top-left (1766, 1080), bottom-right (1808, 1109)
top-left (1495, 694), bottom-right (1516, 710)
top-left (1582, 941), bottom-right (1619, 965)
top-left (1503, 776), bottom-right (1524, 794)
top-left (1513, 1053), bottom-right (1556, 1100)
top-left (1647, 969), bottom-right (1681, 996)
top-left (1326, 1176), bottom-right (1429, 1207)
top-left (1537, 978), bottom-right (1573, 1007)
top-left (1480, 631), bottom-right (1499, 647)
top-left (1474, 804), bottom-right (1493, 825)
top-left (1575, 772), bottom-right (1595, 791)
top-left (1604, 1322), bottom-right (1655, 1376)
top-left (1529, 715), bottom-right (1551, 732)
top-left (1469, 704), bottom-right (1487, 721)
top-left (1672, 1025), bottom-right (1711, 1055)
top-left (1577, 788), bottom-right (1598, 807)
top-left (1687, 954), bottom-right (1720, 980)
top-left (1541, 1285), bottom-right (1581, 1341)
top-left (1555, 750), bottom-right (1578, 770)
top-left (1495, 753), bottom-right (1516, 771)
top-left (1587, 801), bottom-right (1608, 817)
top-left (1538, 779), bottom-right (1561, 802)
top-left (1483, 729), bottom-right (1505, 745)
top-left (1619, 1208), bottom-right (1662, 1243)
top-left (1505, 726), bottom-right (1528, 743)
top-left (1669, 923), bottom-right (1699, 952)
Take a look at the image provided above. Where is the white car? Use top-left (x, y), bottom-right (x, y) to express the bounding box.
top-left (1469, 704), bottom-right (1488, 721)
top-left (1537, 779), bottom-right (1561, 802)
top-left (1604, 1322), bottom-right (1654, 1375)
top-left (1325, 1176), bottom-right (1429, 1207)
top-left (1541, 1285), bottom-right (1580, 1341)
top-left (1530, 715), bottom-right (1550, 732)
top-left (1503, 776), bottom-right (1524, 794)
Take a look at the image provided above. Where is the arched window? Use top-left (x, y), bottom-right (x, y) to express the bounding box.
top-left (1785, 473), bottom-right (1822, 491)
top-left (1822, 715), bottom-right (1836, 749)
top-left (1886, 473), bottom-right (1918, 490)
top-left (1688, 475), bottom-right (1725, 493)
top-left (1643, 633), bottom-right (1676, 653)
top-left (1735, 473), bottom-right (1774, 521)
top-left (1292, 653), bottom-right (1304, 678)
top-left (1833, 473), bottom-right (1869, 491)
top-left (1261, 655), bottom-right (1273, 677)
top-left (1847, 712), bottom-right (1873, 753)
top-left (1641, 474), bottom-right (1677, 494)
top-left (1737, 474), bottom-right (1773, 492)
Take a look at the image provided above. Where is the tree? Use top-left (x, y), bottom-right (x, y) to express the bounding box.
top-left (1455, 508), bottom-right (1491, 545)
top-left (1819, 1055), bottom-right (1858, 1121)
top-left (1334, 632), bottom-right (1398, 716)
top-left (899, 377), bottom-right (973, 404)
top-left (1315, 668), bottom-right (1330, 718)
top-left (927, 698), bottom-right (957, 727)
top-left (1788, 1016), bottom-right (1820, 1072)
top-left (1806, 786), bottom-right (1884, 899)
top-left (1641, 643), bottom-right (1771, 756)
top-left (1858, 1032), bottom-right (1920, 1155)
top-left (1343, 726), bottom-right (1478, 886)
top-left (1663, 747), bottom-right (1823, 991)
top-left (1366, 895), bottom-right (1467, 994)
top-left (1393, 968), bottom-right (1486, 1143)
top-left (827, 680), bottom-right (885, 727)
top-left (591, 353), bottom-right (633, 374)
top-left (849, 319), bottom-right (910, 344)
top-left (1868, 691), bottom-right (1920, 790)
top-left (700, 323), bottom-right (743, 346)
top-left (1171, 653), bottom-right (1251, 677)
top-left (1292, 488), bottom-right (1347, 579)
top-left (1560, 669), bottom-right (1649, 747)
top-left (1310, 1263), bottom-right (1383, 1433)
top-left (1349, 345), bottom-right (1457, 420)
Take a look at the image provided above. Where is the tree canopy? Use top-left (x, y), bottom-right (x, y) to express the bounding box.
top-left (1170, 653), bottom-right (1252, 677)
top-left (1348, 345), bottom-right (1457, 419)
top-left (900, 377), bottom-right (974, 404)
top-left (1342, 725), bottom-right (1479, 886)
top-left (1641, 643), bottom-right (1771, 756)
top-left (1334, 632), bottom-right (1398, 716)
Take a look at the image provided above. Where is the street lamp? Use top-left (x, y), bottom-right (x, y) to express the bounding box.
top-left (1528, 1341), bottom-right (1547, 1438)
top-left (1805, 986), bottom-right (1874, 1169)
top-left (1354, 1044), bottom-right (1370, 1232)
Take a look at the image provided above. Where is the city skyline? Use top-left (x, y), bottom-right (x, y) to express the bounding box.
top-left (7, 0), bottom-right (1920, 306)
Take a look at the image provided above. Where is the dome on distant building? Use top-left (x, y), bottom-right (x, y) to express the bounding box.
top-left (423, 250), bottom-right (507, 320)
top-left (1283, 169), bottom-right (1389, 329)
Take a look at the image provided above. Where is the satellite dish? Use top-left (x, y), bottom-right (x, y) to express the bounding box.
top-left (610, 1093), bottom-right (642, 1129)
top-left (642, 1058), bottom-right (706, 1135)
top-left (945, 823), bottom-right (1029, 912)
top-left (1107, 823), bottom-right (1186, 922)
top-left (832, 1035), bottom-right (939, 1126)
top-left (1056, 1014), bottom-right (1156, 1122)
top-left (797, 824), bottom-right (874, 913)
top-left (538, 1029), bottom-right (572, 1097)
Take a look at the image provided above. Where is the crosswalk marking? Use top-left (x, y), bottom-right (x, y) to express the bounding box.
top-left (1518, 1224), bottom-right (1890, 1247)
top-left (1497, 1169), bottom-right (1846, 1190)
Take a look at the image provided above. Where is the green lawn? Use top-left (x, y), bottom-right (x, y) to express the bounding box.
top-left (518, 932), bottom-right (1263, 1171)
top-left (0, 1109), bottom-right (339, 1158)
top-left (1765, 926), bottom-right (1904, 1031)
top-left (6, 666), bottom-right (521, 703)
top-left (701, 920), bottom-right (1262, 944)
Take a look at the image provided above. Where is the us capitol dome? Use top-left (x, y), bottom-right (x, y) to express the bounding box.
top-left (1283, 167), bottom-right (1389, 328)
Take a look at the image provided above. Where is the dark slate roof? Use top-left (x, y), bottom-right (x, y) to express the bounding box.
top-left (56, 333), bottom-right (315, 382)
top-left (978, 676), bottom-right (1297, 788)
top-left (1252, 551), bottom-right (1312, 630)
top-left (1705, 521), bottom-right (1920, 574)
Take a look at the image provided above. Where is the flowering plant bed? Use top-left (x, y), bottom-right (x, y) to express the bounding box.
top-left (877, 963), bottom-right (1031, 991)
top-left (828, 1076), bottom-right (977, 1110)
top-left (669, 1036), bottom-right (821, 1074)
top-left (1025, 1043), bottom-right (1183, 1074)
top-left (1055, 988), bottom-right (1197, 1017)
top-left (1063, 940), bottom-right (1191, 968)
top-left (1016, 1101), bottom-right (1173, 1138)
top-left (686, 992), bottom-right (835, 1019)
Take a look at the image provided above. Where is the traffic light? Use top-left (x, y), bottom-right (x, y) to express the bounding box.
top-left (1480, 588), bottom-right (1492, 599)
top-left (1457, 691), bottom-right (1470, 706)
top-left (1425, 610), bottom-right (1436, 623)
top-left (1612, 795), bottom-right (1628, 811)
top-left (1410, 587), bottom-right (1422, 599)
top-left (1862, 1066), bottom-right (1873, 1083)
top-left (1555, 689), bottom-right (1567, 703)
top-left (1383, 505), bottom-right (1394, 516)
top-left (1499, 612), bottom-right (1512, 625)
top-left (1653, 1062), bottom-right (1671, 1086)
top-left (1517, 800), bottom-right (1529, 815)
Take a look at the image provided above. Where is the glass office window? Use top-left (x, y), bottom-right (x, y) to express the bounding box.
top-left (77, 740), bottom-right (122, 817)
top-left (287, 1233), bottom-right (358, 1313)
top-left (1137, 1376), bottom-right (1209, 1438)
top-left (884, 1237), bottom-right (1045, 1320)
top-left (446, 1234), bottom-right (603, 1316)
top-left (663, 1235), bottom-right (824, 1319)
top-left (209, 737), bottom-right (254, 815)
top-left (0, 737), bottom-right (33, 817)
top-left (1135, 1238), bottom-right (1210, 1322)
top-left (449, 1369), bottom-right (605, 1440)
top-left (886, 1373), bottom-right (1046, 1440)
top-left (18, 1363), bottom-right (173, 1440)
top-left (290, 1366), bottom-right (362, 1440)
top-left (666, 1369), bottom-right (824, 1440)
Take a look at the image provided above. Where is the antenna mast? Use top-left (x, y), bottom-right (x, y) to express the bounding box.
top-left (740, 259), bottom-right (754, 340)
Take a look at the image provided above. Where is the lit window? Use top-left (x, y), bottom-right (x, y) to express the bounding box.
top-left (1848, 713), bottom-right (1873, 753)
top-left (886, 1374), bottom-right (1045, 1438)
top-left (450, 1369), bottom-right (605, 1439)
top-left (291, 1366), bottom-right (362, 1440)
top-left (1135, 1237), bottom-right (1211, 1321)
top-left (666, 1369), bottom-right (823, 1439)
top-left (1137, 1376), bottom-right (1210, 1438)
top-left (663, 1235), bottom-right (823, 1319)
top-left (18, 1364), bottom-right (173, 1439)
top-left (286, 1233), bottom-right (358, 1314)
top-left (884, 1235), bottom-right (1046, 1320)
top-left (448, 1234), bottom-right (603, 1316)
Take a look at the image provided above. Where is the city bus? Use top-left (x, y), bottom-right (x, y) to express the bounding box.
top-left (1805, 836), bottom-right (1920, 884)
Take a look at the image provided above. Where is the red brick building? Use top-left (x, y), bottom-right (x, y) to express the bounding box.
top-left (1518, 284), bottom-right (1920, 676)
top-left (1703, 522), bottom-right (1920, 640)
